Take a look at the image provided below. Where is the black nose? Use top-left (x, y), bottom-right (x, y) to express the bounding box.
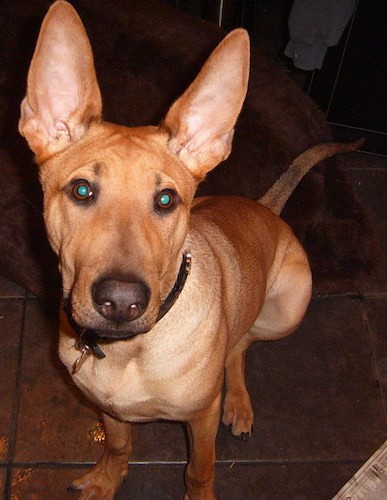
top-left (92, 277), bottom-right (150, 324)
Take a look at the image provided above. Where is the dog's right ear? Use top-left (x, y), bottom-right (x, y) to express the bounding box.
top-left (19, 1), bottom-right (102, 160)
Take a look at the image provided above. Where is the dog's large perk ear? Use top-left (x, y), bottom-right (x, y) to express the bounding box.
top-left (162, 29), bottom-right (249, 180)
top-left (19, 0), bottom-right (102, 159)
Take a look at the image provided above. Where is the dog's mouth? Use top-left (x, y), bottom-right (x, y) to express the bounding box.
top-left (64, 299), bottom-right (152, 342)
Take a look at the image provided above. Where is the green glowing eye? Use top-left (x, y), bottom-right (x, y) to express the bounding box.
top-left (77, 185), bottom-right (89, 197)
top-left (156, 189), bottom-right (176, 211)
top-left (72, 180), bottom-right (93, 201)
top-left (159, 193), bottom-right (171, 206)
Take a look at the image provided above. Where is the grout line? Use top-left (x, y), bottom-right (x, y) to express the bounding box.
top-left (7, 460), bottom-right (188, 469)
top-left (0, 296), bottom-right (40, 303)
top-left (361, 293), bottom-right (387, 299)
top-left (4, 296), bottom-right (28, 498)
top-left (345, 149), bottom-right (387, 161)
top-left (360, 301), bottom-right (387, 424)
top-left (5, 458), bottom-right (366, 468)
top-left (347, 167), bottom-right (387, 171)
top-left (328, 121), bottom-right (387, 138)
top-left (216, 458), bottom-right (365, 466)
top-left (313, 293), bottom-right (387, 300)
top-left (0, 295), bottom-right (26, 301)
top-left (312, 293), bottom-right (364, 300)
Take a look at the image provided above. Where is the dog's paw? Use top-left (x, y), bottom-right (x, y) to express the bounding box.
top-left (68, 481), bottom-right (115, 499)
top-left (68, 479), bottom-right (114, 499)
top-left (225, 423), bottom-right (253, 441)
top-left (222, 392), bottom-right (254, 439)
top-left (68, 467), bottom-right (126, 499)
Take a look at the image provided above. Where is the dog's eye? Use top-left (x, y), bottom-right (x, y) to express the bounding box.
top-left (155, 189), bottom-right (178, 212)
top-left (71, 179), bottom-right (94, 202)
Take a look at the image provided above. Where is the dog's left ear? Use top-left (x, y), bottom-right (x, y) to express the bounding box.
top-left (19, 1), bottom-right (102, 160)
top-left (162, 29), bottom-right (249, 180)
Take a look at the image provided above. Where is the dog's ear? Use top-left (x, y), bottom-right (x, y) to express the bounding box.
top-left (162, 29), bottom-right (249, 180)
top-left (19, 1), bottom-right (102, 160)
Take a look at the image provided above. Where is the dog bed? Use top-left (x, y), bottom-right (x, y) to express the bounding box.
top-left (0, 0), bottom-right (380, 299)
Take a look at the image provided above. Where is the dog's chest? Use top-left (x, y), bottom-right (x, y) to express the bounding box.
top-left (71, 357), bottom-right (168, 421)
top-left (70, 347), bottom-right (218, 422)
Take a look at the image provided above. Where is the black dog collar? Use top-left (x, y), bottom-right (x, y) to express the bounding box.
top-left (156, 251), bottom-right (192, 322)
top-left (70, 251), bottom-right (192, 372)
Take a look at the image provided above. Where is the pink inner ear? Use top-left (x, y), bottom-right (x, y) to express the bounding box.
top-left (35, 68), bottom-right (80, 136)
top-left (19, 1), bottom-right (102, 156)
top-left (28, 30), bottom-right (83, 135)
top-left (162, 29), bottom-right (249, 176)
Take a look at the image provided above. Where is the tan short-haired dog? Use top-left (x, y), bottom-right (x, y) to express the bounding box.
top-left (19, 2), bottom-right (359, 498)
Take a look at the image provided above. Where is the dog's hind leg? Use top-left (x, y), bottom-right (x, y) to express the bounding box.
top-left (223, 238), bottom-right (312, 439)
top-left (69, 413), bottom-right (132, 499)
top-left (250, 239), bottom-right (312, 343)
top-left (222, 332), bottom-right (256, 438)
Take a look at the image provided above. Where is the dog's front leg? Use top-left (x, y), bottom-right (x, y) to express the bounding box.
top-left (70, 412), bottom-right (132, 499)
top-left (184, 393), bottom-right (221, 500)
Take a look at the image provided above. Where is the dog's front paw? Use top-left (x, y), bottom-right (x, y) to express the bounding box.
top-left (68, 465), bottom-right (127, 499)
top-left (222, 391), bottom-right (254, 439)
top-left (68, 478), bottom-right (115, 499)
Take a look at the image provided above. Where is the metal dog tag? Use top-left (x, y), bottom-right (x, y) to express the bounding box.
top-left (72, 346), bottom-right (92, 374)
top-left (72, 328), bottom-right (106, 374)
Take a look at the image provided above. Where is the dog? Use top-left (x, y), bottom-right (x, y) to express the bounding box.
top-left (19, 1), bottom-right (360, 498)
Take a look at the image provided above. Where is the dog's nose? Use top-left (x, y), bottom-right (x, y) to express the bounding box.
top-left (92, 278), bottom-right (150, 324)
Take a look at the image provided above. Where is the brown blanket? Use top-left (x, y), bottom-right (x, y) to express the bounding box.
top-left (0, 0), bottom-right (380, 300)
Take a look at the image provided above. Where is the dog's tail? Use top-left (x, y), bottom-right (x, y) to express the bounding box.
top-left (258, 139), bottom-right (364, 215)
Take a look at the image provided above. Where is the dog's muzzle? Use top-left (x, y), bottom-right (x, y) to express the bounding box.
top-left (66, 252), bottom-right (192, 369)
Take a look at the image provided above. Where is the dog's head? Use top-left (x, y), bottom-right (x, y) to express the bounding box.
top-left (19, 0), bottom-right (249, 339)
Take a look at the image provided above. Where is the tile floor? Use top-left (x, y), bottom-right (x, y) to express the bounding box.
top-left (0, 151), bottom-right (386, 499)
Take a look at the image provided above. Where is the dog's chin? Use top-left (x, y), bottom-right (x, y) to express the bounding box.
top-left (82, 317), bottom-right (155, 341)
top-left (92, 326), bottom-right (152, 341)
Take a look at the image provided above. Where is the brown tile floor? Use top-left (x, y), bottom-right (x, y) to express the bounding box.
top-left (0, 151), bottom-right (386, 499)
